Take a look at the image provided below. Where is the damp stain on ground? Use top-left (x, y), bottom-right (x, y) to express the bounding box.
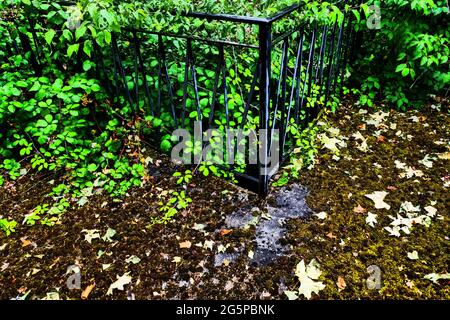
top-left (219, 184), bottom-right (312, 266)
top-left (0, 97), bottom-right (449, 300)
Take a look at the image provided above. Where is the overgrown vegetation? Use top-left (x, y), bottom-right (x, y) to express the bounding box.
top-left (0, 0), bottom-right (448, 237)
top-left (0, 0), bottom-right (448, 303)
top-left (352, 0), bottom-right (449, 109)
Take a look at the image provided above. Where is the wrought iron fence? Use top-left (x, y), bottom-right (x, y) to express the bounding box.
top-left (1, 1), bottom-right (358, 196)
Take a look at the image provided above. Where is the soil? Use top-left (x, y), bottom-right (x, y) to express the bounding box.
top-left (0, 97), bottom-right (449, 300)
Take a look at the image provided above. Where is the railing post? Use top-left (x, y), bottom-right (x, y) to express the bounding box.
top-left (258, 22), bottom-right (272, 197)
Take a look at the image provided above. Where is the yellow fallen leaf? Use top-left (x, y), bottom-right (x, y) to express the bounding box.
top-left (172, 256), bottom-right (182, 263)
top-left (179, 241), bottom-right (192, 249)
top-left (81, 283), bottom-right (95, 300)
top-left (220, 229), bottom-right (233, 236)
top-left (21, 239), bottom-right (32, 247)
top-left (337, 276), bottom-right (346, 290)
top-left (437, 152), bottom-right (450, 160)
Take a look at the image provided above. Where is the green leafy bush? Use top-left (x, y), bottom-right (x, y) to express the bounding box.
top-left (0, 0), bottom-right (148, 230)
top-left (353, 0), bottom-right (449, 109)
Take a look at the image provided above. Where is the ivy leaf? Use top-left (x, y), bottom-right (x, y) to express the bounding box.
top-left (82, 229), bottom-right (101, 244)
top-left (424, 273), bottom-right (450, 284)
top-left (67, 43), bottom-right (80, 58)
top-left (44, 114), bottom-right (53, 124)
top-left (401, 68), bottom-right (410, 77)
top-left (125, 255), bottom-right (141, 264)
top-left (29, 82), bottom-right (41, 92)
top-left (87, 163), bottom-right (98, 172)
top-left (91, 83), bottom-right (101, 92)
top-left (36, 119), bottom-right (48, 127)
top-left (284, 291), bottom-right (299, 300)
top-left (83, 61), bottom-right (92, 72)
top-left (106, 273), bottom-right (132, 295)
top-left (160, 140), bottom-right (171, 152)
top-left (313, 211), bottom-right (327, 220)
top-left (82, 40), bottom-right (92, 57)
top-left (395, 63), bottom-right (407, 72)
top-left (352, 10), bottom-right (360, 23)
top-left (16, 80), bottom-right (28, 88)
top-left (365, 212), bottom-right (378, 227)
top-left (294, 259), bottom-right (326, 299)
top-left (101, 227), bottom-right (116, 242)
top-left (189, 110), bottom-right (198, 119)
top-left (360, 3), bottom-right (369, 18)
top-left (365, 191), bottom-right (391, 210)
top-left (44, 29), bottom-right (56, 45)
top-left (75, 25), bottom-right (87, 41)
top-left (407, 251), bottom-right (419, 260)
top-left (104, 31), bottom-right (112, 44)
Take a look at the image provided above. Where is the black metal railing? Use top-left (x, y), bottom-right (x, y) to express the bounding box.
top-left (1, 1), bottom-right (358, 196)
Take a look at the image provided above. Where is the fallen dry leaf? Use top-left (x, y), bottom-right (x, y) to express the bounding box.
top-left (437, 152), bottom-right (450, 160)
top-left (365, 191), bottom-right (391, 210)
top-left (81, 283), bottom-right (95, 300)
top-left (387, 186), bottom-right (397, 190)
top-left (353, 205), bottom-right (366, 214)
top-left (220, 229), bottom-right (233, 236)
top-left (179, 241), bottom-right (192, 249)
top-left (18, 287), bottom-right (27, 294)
top-left (21, 239), bottom-right (32, 248)
top-left (172, 256), bottom-right (182, 263)
top-left (106, 273), bottom-right (132, 296)
top-left (406, 280), bottom-right (415, 289)
top-left (357, 123), bottom-right (366, 130)
top-left (337, 276), bottom-right (346, 290)
top-left (377, 135), bottom-right (386, 142)
top-left (326, 232), bottom-right (337, 239)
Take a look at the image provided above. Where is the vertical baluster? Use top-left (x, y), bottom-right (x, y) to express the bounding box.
top-left (293, 31), bottom-right (305, 124)
top-left (7, 28), bottom-right (20, 55)
top-left (218, 44), bottom-right (232, 159)
top-left (15, 21), bottom-right (41, 75)
top-left (207, 49), bottom-right (223, 130)
top-left (157, 35), bottom-right (163, 117)
top-left (133, 32), bottom-right (154, 116)
top-left (258, 23), bottom-right (272, 197)
top-left (111, 37), bottom-right (121, 103)
top-left (305, 26), bottom-right (316, 124)
top-left (285, 29), bottom-right (304, 134)
top-left (132, 31), bottom-right (139, 117)
top-left (187, 39), bottom-right (201, 130)
top-left (277, 38), bottom-right (289, 156)
top-left (331, 18), bottom-right (345, 93)
top-left (158, 35), bottom-right (178, 128)
top-left (338, 12), bottom-right (354, 96)
top-left (324, 22), bottom-right (338, 108)
top-left (93, 39), bottom-right (113, 98)
top-left (299, 29), bottom-right (316, 128)
top-left (312, 26), bottom-right (328, 118)
top-left (239, 63), bottom-right (260, 130)
top-left (181, 39), bottom-right (191, 128)
top-left (112, 33), bottom-right (134, 112)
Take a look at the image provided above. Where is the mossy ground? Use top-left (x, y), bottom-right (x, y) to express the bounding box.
top-left (0, 98), bottom-right (448, 300)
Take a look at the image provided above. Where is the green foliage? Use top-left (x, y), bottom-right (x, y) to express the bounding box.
top-left (149, 190), bottom-right (192, 227)
top-left (0, 218), bottom-right (17, 236)
top-left (354, 0), bottom-right (449, 109)
top-left (273, 117), bottom-right (323, 187)
top-left (0, 0), bottom-right (148, 233)
top-left (173, 170), bottom-right (193, 185)
top-left (2, 0), bottom-right (445, 235)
